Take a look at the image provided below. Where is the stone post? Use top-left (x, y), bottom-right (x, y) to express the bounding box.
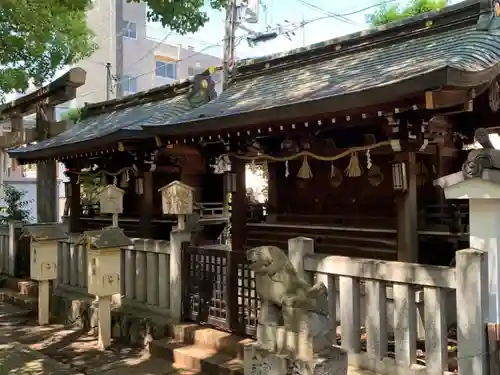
top-left (169, 229), bottom-right (191, 322)
top-left (8, 222), bottom-right (15, 276)
top-left (455, 249), bottom-right (488, 375)
top-left (288, 236), bottom-right (314, 280)
top-left (437, 169), bottom-right (500, 323)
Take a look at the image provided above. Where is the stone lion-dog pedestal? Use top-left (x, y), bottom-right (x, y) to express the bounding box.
top-left (244, 243), bottom-right (347, 375)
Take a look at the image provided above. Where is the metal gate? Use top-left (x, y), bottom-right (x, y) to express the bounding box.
top-left (182, 245), bottom-right (259, 337)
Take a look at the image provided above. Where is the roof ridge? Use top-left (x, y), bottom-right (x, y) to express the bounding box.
top-left (81, 67), bottom-right (221, 120)
top-left (232, 16), bottom-right (477, 84)
top-left (234, 0), bottom-right (482, 74)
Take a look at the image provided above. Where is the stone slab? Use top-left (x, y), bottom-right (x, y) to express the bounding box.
top-left (0, 339), bottom-right (77, 375)
top-left (244, 344), bottom-right (348, 375)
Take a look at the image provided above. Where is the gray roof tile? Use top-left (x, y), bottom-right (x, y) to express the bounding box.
top-left (172, 25), bottom-right (500, 123)
top-left (8, 71), bottom-right (219, 158)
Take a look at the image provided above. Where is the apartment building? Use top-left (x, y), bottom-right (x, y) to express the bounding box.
top-left (75, 0), bottom-right (222, 106)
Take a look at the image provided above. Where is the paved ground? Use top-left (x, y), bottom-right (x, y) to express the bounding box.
top-left (0, 302), bottom-right (376, 375)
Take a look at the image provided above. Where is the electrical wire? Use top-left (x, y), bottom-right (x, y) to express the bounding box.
top-left (123, 31), bottom-right (174, 71)
top-left (293, 0), bottom-right (361, 27)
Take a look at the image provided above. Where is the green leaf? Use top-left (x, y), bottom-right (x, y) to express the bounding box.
top-left (129, 0), bottom-right (228, 35)
top-left (366, 0), bottom-right (448, 27)
top-left (0, 0), bottom-right (96, 100)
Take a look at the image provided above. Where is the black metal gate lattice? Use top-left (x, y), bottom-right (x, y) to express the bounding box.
top-left (182, 245), bottom-right (259, 337)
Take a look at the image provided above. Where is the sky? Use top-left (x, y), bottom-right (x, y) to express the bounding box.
top-left (146, 0), bottom-right (463, 61)
top-left (147, 0), bottom-right (387, 60)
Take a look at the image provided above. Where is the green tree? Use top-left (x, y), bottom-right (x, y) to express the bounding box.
top-left (366, 0), bottom-right (448, 26)
top-left (60, 108), bottom-right (82, 123)
top-left (0, 185), bottom-right (33, 223)
top-left (0, 0), bottom-right (96, 98)
top-left (131, 0), bottom-right (228, 34)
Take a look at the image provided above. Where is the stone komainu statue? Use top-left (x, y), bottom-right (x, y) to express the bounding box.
top-left (246, 245), bottom-right (333, 355)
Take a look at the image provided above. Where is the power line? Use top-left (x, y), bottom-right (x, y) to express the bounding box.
top-left (293, 0), bottom-right (361, 27)
top-left (123, 31), bottom-right (174, 71)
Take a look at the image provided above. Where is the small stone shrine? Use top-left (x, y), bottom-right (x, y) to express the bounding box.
top-left (244, 245), bottom-right (347, 375)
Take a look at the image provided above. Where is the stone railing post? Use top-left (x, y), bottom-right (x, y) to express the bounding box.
top-left (288, 236), bottom-right (314, 282)
top-left (8, 222), bottom-right (16, 276)
top-left (455, 249), bottom-right (488, 375)
top-left (169, 229), bottom-right (191, 322)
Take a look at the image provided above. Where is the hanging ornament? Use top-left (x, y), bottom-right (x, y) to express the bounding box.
top-left (120, 171), bottom-right (129, 188)
top-left (262, 160), bottom-right (269, 179)
top-left (297, 156), bottom-right (313, 179)
top-left (285, 160), bottom-right (290, 177)
top-left (329, 161), bottom-right (343, 188)
top-left (345, 152), bottom-right (363, 177)
top-left (368, 165), bottom-right (384, 187)
top-left (76, 175), bottom-right (81, 185)
top-left (113, 176), bottom-right (118, 186)
top-left (366, 149), bottom-right (372, 170)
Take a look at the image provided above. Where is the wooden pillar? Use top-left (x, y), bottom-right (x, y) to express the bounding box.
top-left (396, 152), bottom-right (418, 262)
top-left (36, 105), bottom-right (58, 222)
top-left (140, 171), bottom-right (154, 238)
top-left (266, 163), bottom-right (278, 223)
top-left (69, 173), bottom-right (81, 233)
top-left (231, 158), bottom-right (246, 251)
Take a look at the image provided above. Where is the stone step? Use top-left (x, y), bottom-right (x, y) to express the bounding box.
top-left (0, 288), bottom-right (37, 313)
top-left (150, 339), bottom-right (244, 375)
top-left (172, 324), bottom-right (254, 359)
top-left (1, 276), bottom-right (38, 297)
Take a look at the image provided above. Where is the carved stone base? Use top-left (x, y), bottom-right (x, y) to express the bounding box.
top-left (244, 343), bottom-right (347, 375)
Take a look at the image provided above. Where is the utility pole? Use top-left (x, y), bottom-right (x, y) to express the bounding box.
top-left (105, 62), bottom-right (112, 101)
top-left (223, 0), bottom-right (238, 90)
top-left (301, 15), bottom-right (306, 47)
top-left (115, 0), bottom-right (124, 98)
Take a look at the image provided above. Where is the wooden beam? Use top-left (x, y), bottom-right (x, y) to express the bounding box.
top-left (48, 120), bottom-right (71, 137)
top-left (231, 157), bottom-right (247, 251)
top-left (396, 152), bottom-right (418, 263)
top-left (424, 89), bottom-right (471, 110)
top-left (69, 172), bottom-right (81, 233)
top-left (139, 172), bottom-right (154, 238)
top-left (0, 128), bottom-right (36, 148)
top-left (0, 68), bottom-right (86, 118)
top-left (36, 105), bottom-right (58, 222)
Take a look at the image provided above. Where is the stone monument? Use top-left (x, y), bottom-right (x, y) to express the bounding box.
top-left (244, 244), bottom-right (347, 375)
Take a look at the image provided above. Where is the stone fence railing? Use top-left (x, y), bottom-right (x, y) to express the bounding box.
top-left (56, 232), bottom-right (188, 320)
top-left (0, 224), bottom-right (15, 276)
top-left (288, 237), bottom-right (487, 375)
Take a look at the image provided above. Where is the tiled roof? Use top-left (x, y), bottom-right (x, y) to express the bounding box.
top-left (8, 70), bottom-right (219, 159)
top-left (174, 35), bottom-right (496, 124)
